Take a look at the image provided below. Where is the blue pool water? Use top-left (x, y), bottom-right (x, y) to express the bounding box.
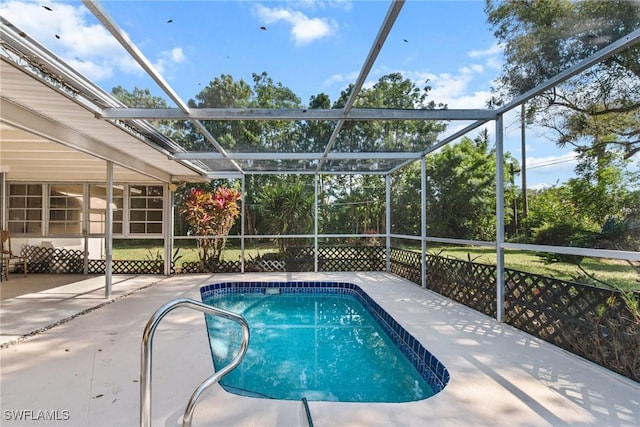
top-left (200, 282), bottom-right (449, 403)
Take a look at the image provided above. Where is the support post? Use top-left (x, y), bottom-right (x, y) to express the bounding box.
top-left (520, 103), bottom-right (528, 223)
top-left (314, 175), bottom-right (319, 273)
top-left (83, 185), bottom-right (89, 274)
top-left (105, 161), bottom-right (113, 298)
top-left (163, 184), bottom-right (174, 276)
top-left (385, 174), bottom-right (391, 272)
top-left (495, 115), bottom-right (505, 322)
top-left (421, 156), bottom-right (427, 289)
top-left (241, 176), bottom-right (246, 273)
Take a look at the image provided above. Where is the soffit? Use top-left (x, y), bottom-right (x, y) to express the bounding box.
top-left (0, 123), bottom-right (164, 182)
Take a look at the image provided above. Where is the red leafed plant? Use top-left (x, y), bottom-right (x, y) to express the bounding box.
top-left (180, 186), bottom-right (241, 269)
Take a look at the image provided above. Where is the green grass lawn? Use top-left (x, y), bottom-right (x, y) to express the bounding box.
top-left (424, 245), bottom-right (639, 292)
top-left (113, 245), bottom-right (279, 264)
top-left (112, 243), bottom-right (638, 292)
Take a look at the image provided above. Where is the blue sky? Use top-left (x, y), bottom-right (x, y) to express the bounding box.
top-left (0, 0), bottom-right (580, 187)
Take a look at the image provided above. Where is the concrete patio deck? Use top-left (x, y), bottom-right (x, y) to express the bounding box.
top-left (1, 272), bottom-right (638, 426)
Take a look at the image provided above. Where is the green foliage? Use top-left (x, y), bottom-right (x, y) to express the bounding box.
top-left (485, 0), bottom-right (640, 161)
top-left (332, 73), bottom-right (447, 153)
top-left (251, 176), bottom-right (314, 254)
top-left (111, 86), bottom-right (187, 140)
top-left (390, 164), bottom-right (421, 235)
top-left (179, 186), bottom-right (241, 268)
top-left (598, 216), bottom-right (639, 252)
top-left (320, 175), bottom-right (385, 235)
top-left (138, 60), bottom-right (635, 272)
top-left (425, 134), bottom-right (517, 240)
top-left (143, 248), bottom-right (183, 264)
top-left (524, 154), bottom-right (639, 254)
top-left (184, 72), bottom-right (302, 152)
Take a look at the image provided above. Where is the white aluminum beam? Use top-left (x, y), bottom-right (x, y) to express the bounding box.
top-left (105, 160), bottom-right (113, 298)
top-left (173, 152), bottom-right (423, 160)
top-left (502, 243), bottom-right (640, 263)
top-left (99, 107), bottom-right (497, 121)
top-left (385, 175), bottom-right (391, 272)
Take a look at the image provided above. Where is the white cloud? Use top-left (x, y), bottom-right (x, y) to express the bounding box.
top-left (295, 0), bottom-right (353, 12)
top-left (325, 59), bottom-right (494, 110)
top-left (321, 71), bottom-right (358, 91)
top-left (460, 64), bottom-right (484, 74)
top-left (67, 59), bottom-right (114, 81)
top-left (468, 42), bottom-right (503, 71)
top-left (404, 69), bottom-right (491, 109)
top-left (527, 152), bottom-right (578, 168)
top-left (468, 42), bottom-right (503, 59)
top-left (154, 47), bottom-right (186, 75)
top-left (485, 56), bottom-right (502, 70)
top-left (170, 47), bottom-right (186, 63)
top-left (0, 0), bottom-right (144, 82)
top-left (323, 73), bottom-right (346, 86)
top-left (1, 0), bottom-right (187, 84)
top-left (529, 182), bottom-right (554, 190)
top-left (254, 3), bottom-right (337, 45)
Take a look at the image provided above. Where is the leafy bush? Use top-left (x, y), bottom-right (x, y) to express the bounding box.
top-left (180, 186), bottom-right (241, 269)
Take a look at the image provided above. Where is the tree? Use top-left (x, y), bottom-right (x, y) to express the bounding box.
top-left (315, 73), bottom-right (446, 238)
top-left (486, 0), bottom-right (640, 250)
top-left (252, 176), bottom-right (314, 254)
top-left (184, 72), bottom-right (302, 153)
top-left (111, 86), bottom-right (187, 140)
top-left (426, 134), bottom-right (517, 240)
top-left (331, 73), bottom-right (447, 154)
top-left (183, 74), bottom-right (253, 152)
top-left (390, 162), bottom-right (421, 236)
top-left (524, 155), bottom-right (640, 250)
top-left (298, 93), bottom-right (334, 153)
top-left (485, 0), bottom-right (640, 161)
top-left (319, 174), bottom-right (385, 236)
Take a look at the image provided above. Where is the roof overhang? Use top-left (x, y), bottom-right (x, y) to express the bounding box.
top-left (0, 16), bottom-right (207, 183)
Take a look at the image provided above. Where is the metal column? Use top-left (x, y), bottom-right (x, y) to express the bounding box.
top-left (314, 175), bottom-right (319, 273)
top-left (495, 115), bottom-right (505, 322)
top-left (105, 161), bottom-right (113, 298)
top-left (163, 184), bottom-right (174, 276)
top-left (385, 174), bottom-right (391, 272)
top-left (241, 176), bottom-right (246, 273)
top-left (421, 156), bottom-right (427, 289)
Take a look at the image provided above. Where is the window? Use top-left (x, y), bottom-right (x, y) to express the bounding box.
top-left (89, 184), bottom-right (124, 234)
top-left (7, 184), bottom-right (42, 234)
top-left (49, 184), bottom-right (83, 235)
top-left (6, 183), bottom-right (165, 236)
top-left (129, 185), bottom-right (163, 234)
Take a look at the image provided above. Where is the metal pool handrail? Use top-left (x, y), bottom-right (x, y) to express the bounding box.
top-left (140, 298), bottom-right (250, 427)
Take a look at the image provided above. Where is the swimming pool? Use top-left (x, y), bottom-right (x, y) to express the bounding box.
top-left (200, 281), bottom-right (449, 403)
